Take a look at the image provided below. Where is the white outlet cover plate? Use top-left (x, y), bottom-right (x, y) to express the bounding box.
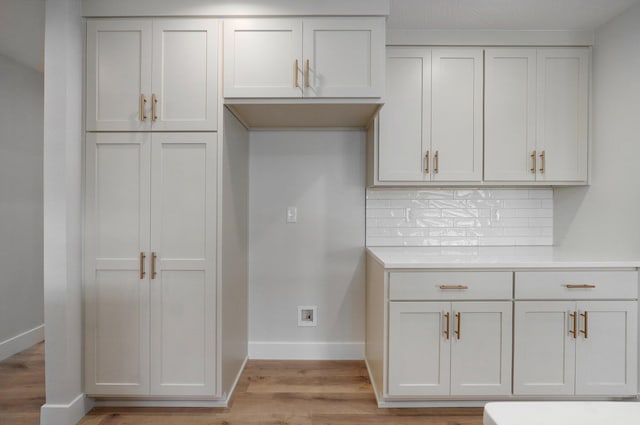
top-left (297, 305), bottom-right (317, 327)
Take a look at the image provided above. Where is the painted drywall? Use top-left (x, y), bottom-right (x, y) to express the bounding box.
top-left (0, 54), bottom-right (44, 359)
top-left (41, 0), bottom-right (90, 423)
top-left (248, 130), bottom-right (366, 359)
top-left (554, 1), bottom-right (640, 257)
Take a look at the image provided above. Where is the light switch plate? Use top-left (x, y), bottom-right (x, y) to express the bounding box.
top-left (286, 206), bottom-right (297, 223)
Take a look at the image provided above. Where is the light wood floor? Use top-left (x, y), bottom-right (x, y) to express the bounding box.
top-left (0, 342), bottom-right (484, 425)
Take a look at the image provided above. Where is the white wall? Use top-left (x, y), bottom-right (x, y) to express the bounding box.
top-left (554, 1), bottom-right (640, 257)
top-left (249, 130), bottom-right (366, 359)
top-left (0, 54), bottom-right (44, 359)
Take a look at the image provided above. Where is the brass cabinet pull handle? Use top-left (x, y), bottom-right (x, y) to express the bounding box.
top-left (539, 150), bottom-right (545, 173)
top-left (434, 150), bottom-right (439, 174)
top-left (139, 252), bottom-right (146, 279)
top-left (580, 311), bottom-right (588, 339)
top-left (569, 311), bottom-right (577, 339)
top-left (294, 59), bottom-right (299, 88)
top-left (140, 94), bottom-right (147, 122)
top-left (152, 94), bottom-right (158, 121)
top-left (425, 150), bottom-right (430, 173)
top-left (444, 312), bottom-right (450, 340)
top-left (566, 284), bottom-right (596, 289)
top-left (530, 150), bottom-right (536, 173)
top-left (304, 59), bottom-right (310, 88)
top-left (151, 252), bottom-right (157, 280)
top-left (439, 285), bottom-right (469, 290)
top-left (454, 312), bottom-right (461, 340)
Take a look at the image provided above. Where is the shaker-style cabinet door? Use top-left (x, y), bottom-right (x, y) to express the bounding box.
top-left (84, 132), bottom-right (152, 396)
top-left (224, 19), bottom-right (303, 98)
top-left (86, 19), bottom-right (152, 131)
top-left (378, 47), bottom-right (431, 182)
top-left (149, 133), bottom-right (218, 396)
top-left (151, 20), bottom-right (218, 131)
top-left (302, 18), bottom-right (384, 98)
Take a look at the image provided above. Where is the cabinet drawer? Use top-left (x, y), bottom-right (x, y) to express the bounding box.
top-left (515, 271), bottom-right (638, 299)
top-left (389, 271), bottom-right (512, 300)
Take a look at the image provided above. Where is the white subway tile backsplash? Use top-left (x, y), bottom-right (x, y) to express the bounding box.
top-left (366, 188), bottom-right (553, 246)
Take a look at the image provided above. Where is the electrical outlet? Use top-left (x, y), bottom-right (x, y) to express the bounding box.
top-left (297, 305), bottom-right (317, 327)
top-left (286, 206), bottom-right (297, 223)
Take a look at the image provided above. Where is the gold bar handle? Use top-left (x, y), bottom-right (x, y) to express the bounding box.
top-left (424, 150), bottom-right (430, 173)
top-left (139, 94), bottom-right (147, 122)
top-left (454, 312), bottom-right (461, 340)
top-left (152, 94), bottom-right (158, 122)
top-left (530, 150), bottom-right (536, 173)
top-left (439, 285), bottom-right (469, 290)
top-left (304, 59), bottom-right (310, 88)
top-left (151, 252), bottom-right (157, 280)
top-left (569, 311), bottom-right (577, 339)
top-left (294, 59), bottom-right (299, 88)
top-left (139, 252), bottom-right (146, 279)
top-left (580, 311), bottom-right (589, 339)
top-left (434, 150), bottom-right (439, 174)
top-left (539, 150), bottom-right (545, 174)
top-left (444, 312), bottom-right (450, 340)
top-left (566, 284), bottom-right (596, 289)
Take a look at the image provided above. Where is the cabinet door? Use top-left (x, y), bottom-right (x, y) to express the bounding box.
top-left (86, 19), bottom-right (152, 131)
top-left (575, 301), bottom-right (638, 395)
top-left (513, 301), bottom-right (575, 395)
top-left (151, 19), bottom-right (218, 131)
top-left (450, 302), bottom-right (512, 396)
top-left (431, 49), bottom-right (483, 182)
top-left (302, 18), bottom-right (384, 98)
top-left (84, 133), bottom-right (151, 395)
top-left (149, 133), bottom-right (217, 396)
top-left (388, 302), bottom-right (450, 396)
top-left (536, 48), bottom-right (589, 182)
top-left (484, 49), bottom-right (537, 182)
top-left (224, 19), bottom-right (302, 98)
top-left (378, 48), bottom-right (431, 182)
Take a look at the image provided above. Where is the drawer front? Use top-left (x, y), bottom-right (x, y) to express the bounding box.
top-left (515, 271), bottom-right (638, 299)
top-left (389, 271), bottom-right (512, 300)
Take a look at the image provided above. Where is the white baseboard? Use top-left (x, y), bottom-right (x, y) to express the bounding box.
top-left (40, 393), bottom-right (93, 425)
top-left (249, 341), bottom-right (364, 360)
top-left (0, 324), bottom-right (44, 361)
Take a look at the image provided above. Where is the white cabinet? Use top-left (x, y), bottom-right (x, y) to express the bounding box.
top-left (224, 18), bottom-right (384, 98)
top-left (389, 301), bottom-right (512, 397)
top-left (514, 271), bottom-right (637, 396)
top-left (375, 47), bottom-right (483, 184)
top-left (84, 132), bottom-right (217, 397)
top-left (484, 48), bottom-right (589, 183)
top-left (86, 19), bottom-right (218, 131)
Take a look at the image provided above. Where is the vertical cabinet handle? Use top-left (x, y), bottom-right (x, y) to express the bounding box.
top-left (139, 252), bottom-right (146, 279)
top-left (434, 151), bottom-right (439, 174)
top-left (151, 252), bottom-right (157, 280)
top-left (443, 312), bottom-right (450, 340)
top-left (539, 150), bottom-right (545, 174)
top-left (454, 312), bottom-right (461, 340)
top-left (294, 59), bottom-right (299, 88)
top-left (139, 94), bottom-right (147, 122)
top-left (424, 150), bottom-right (430, 173)
top-left (304, 59), bottom-right (310, 88)
top-left (152, 94), bottom-right (158, 121)
top-left (569, 311), bottom-right (577, 339)
top-left (530, 150), bottom-right (536, 173)
top-left (580, 311), bottom-right (589, 339)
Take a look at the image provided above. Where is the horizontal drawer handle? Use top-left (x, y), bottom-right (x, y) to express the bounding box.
top-left (439, 285), bottom-right (469, 290)
top-left (565, 284), bottom-right (596, 289)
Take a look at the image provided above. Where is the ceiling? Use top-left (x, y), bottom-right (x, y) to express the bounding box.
top-left (388, 0), bottom-right (640, 30)
top-left (1, 0), bottom-right (639, 73)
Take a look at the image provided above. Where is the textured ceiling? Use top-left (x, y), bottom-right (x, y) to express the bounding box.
top-left (388, 0), bottom-right (640, 30)
top-left (0, 0), bottom-right (45, 72)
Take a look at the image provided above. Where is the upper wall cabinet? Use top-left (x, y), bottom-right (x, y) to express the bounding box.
top-left (86, 19), bottom-right (218, 131)
top-left (374, 47), bottom-right (483, 184)
top-left (223, 18), bottom-right (385, 98)
top-left (484, 48), bottom-right (589, 183)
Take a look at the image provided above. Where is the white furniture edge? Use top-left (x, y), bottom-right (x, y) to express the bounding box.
top-left (387, 29), bottom-right (595, 46)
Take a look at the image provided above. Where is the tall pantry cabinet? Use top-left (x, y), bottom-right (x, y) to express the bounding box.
top-left (84, 19), bottom-right (222, 397)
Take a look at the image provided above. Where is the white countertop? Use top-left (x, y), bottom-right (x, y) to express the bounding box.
top-left (366, 246), bottom-right (640, 269)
